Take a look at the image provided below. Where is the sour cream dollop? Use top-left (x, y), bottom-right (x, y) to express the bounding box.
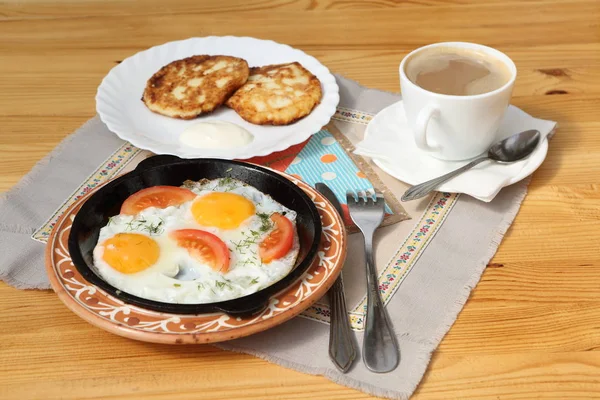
top-left (179, 121), bottom-right (254, 149)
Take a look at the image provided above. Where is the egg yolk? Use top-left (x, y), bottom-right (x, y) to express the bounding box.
top-left (191, 192), bottom-right (255, 229)
top-left (102, 233), bottom-right (160, 274)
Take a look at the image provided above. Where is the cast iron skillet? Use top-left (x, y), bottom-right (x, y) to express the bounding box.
top-left (68, 155), bottom-right (321, 317)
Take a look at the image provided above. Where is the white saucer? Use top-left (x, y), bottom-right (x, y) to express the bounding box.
top-left (356, 100), bottom-right (557, 202)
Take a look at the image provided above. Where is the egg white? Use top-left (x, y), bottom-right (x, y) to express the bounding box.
top-left (92, 178), bottom-right (300, 304)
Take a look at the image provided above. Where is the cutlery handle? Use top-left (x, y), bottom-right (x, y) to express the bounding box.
top-left (328, 276), bottom-right (357, 373)
top-left (401, 156), bottom-right (489, 202)
top-left (362, 233), bottom-right (400, 373)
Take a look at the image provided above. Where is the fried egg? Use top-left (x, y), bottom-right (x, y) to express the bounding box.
top-left (92, 178), bottom-right (299, 304)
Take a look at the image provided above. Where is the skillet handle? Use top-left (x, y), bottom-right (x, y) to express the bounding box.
top-left (134, 155), bottom-right (183, 172)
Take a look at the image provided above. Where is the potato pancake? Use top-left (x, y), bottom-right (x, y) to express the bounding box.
top-left (142, 55), bottom-right (249, 119)
top-left (226, 62), bottom-right (322, 125)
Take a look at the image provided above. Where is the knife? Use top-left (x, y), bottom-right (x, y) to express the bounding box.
top-left (315, 182), bottom-right (357, 373)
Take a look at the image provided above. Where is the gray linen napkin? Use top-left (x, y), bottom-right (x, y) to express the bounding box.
top-left (0, 118), bottom-right (125, 288)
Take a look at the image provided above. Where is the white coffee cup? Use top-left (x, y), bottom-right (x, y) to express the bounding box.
top-left (399, 42), bottom-right (517, 161)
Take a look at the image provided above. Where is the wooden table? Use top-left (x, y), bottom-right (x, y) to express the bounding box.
top-left (1, 1), bottom-right (599, 398)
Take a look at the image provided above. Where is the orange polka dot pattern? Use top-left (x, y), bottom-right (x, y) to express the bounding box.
top-left (285, 130), bottom-right (390, 215)
top-left (320, 154), bottom-right (337, 163)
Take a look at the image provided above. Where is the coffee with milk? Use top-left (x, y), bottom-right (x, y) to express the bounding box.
top-left (405, 47), bottom-right (512, 96)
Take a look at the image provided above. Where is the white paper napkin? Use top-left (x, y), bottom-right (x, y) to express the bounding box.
top-left (355, 102), bottom-right (557, 202)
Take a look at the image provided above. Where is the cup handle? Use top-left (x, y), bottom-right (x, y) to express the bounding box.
top-left (414, 104), bottom-right (439, 152)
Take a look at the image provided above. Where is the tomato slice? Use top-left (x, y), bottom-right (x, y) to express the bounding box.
top-left (120, 186), bottom-right (196, 215)
top-left (259, 213), bottom-right (294, 264)
top-left (170, 229), bottom-right (231, 273)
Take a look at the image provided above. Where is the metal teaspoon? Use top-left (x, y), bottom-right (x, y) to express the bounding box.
top-left (401, 129), bottom-right (541, 202)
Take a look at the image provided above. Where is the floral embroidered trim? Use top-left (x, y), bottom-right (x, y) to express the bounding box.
top-left (331, 106), bottom-right (374, 125)
top-left (299, 186), bottom-right (459, 327)
top-left (31, 144), bottom-right (142, 242)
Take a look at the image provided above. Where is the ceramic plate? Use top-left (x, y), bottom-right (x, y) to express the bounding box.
top-left (46, 173), bottom-right (346, 344)
top-left (96, 36), bottom-right (340, 160)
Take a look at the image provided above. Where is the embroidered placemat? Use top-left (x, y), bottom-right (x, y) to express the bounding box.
top-left (22, 122), bottom-right (429, 331)
top-left (0, 75), bottom-right (533, 399)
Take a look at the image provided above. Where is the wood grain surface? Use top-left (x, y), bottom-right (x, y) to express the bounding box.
top-left (1, 0), bottom-right (599, 399)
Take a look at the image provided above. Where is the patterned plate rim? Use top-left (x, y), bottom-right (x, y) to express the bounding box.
top-left (45, 172), bottom-right (346, 344)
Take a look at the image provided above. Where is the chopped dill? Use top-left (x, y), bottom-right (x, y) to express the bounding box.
top-left (250, 277), bottom-right (259, 285)
top-left (239, 258), bottom-right (259, 268)
top-left (257, 212), bottom-right (273, 232)
top-left (197, 283), bottom-right (205, 291)
top-left (225, 167), bottom-right (233, 173)
top-left (214, 280), bottom-right (233, 290)
top-left (124, 217), bottom-right (164, 236)
top-left (217, 177), bottom-right (237, 191)
top-left (231, 230), bottom-right (261, 254)
top-left (124, 218), bottom-right (143, 231)
top-left (142, 219), bottom-right (164, 235)
top-left (173, 283), bottom-right (181, 288)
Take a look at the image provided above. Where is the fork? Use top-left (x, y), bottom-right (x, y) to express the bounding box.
top-left (346, 190), bottom-right (400, 373)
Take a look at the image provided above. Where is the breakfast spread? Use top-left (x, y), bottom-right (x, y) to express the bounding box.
top-left (142, 56), bottom-right (322, 125)
top-left (92, 178), bottom-right (299, 304)
top-left (226, 62), bottom-right (322, 125)
top-left (179, 121), bottom-right (254, 149)
top-left (142, 55), bottom-right (250, 119)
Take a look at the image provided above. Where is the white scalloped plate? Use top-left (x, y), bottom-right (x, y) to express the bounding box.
top-left (96, 36), bottom-right (340, 159)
